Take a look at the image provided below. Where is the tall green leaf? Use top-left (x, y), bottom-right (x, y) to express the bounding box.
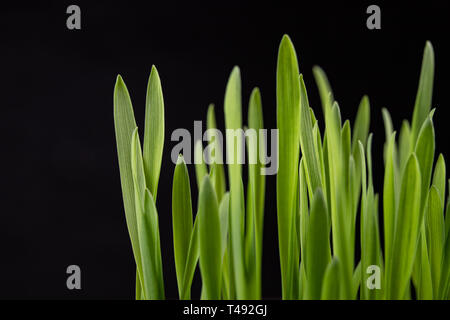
top-left (411, 42), bottom-right (435, 148)
top-left (426, 186), bottom-right (445, 297)
top-left (387, 154), bottom-right (422, 299)
top-left (276, 35), bottom-right (301, 299)
top-left (143, 66), bottom-right (165, 199)
top-left (198, 175), bottom-right (222, 299)
top-left (113, 76), bottom-right (143, 297)
top-left (224, 66), bottom-right (246, 298)
top-left (172, 155), bottom-right (193, 299)
top-left (305, 188), bottom-right (331, 299)
top-left (321, 257), bottom-right (341, 300)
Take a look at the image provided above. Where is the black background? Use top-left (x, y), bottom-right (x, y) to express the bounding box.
top-left (0, 1), bottom-right (449, 299)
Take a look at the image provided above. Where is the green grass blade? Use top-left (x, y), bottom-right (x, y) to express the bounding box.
top-left (383, 133), bottom-right (397, 273)
top-left (194, 140), bottom-right (208, 189)
top-left (131, 129), bottom-right (164, 299)
top-left (207, 104), bottom-right (226, 201)
top-left (432, 154), bottom-right (446, 203)
top-left (381, 108), bottom-right (394, 163)
top-left (387, 154), bottom-right (422, 299)
top-left (312, 65), bottom-right (334, 117)
top-left (352, 261), bottom-right (361, 299)
top-left (415, 225), bottom-right (433, 299)
top-left (247, 87), bottom-right (265, 299)
top-left (299, 75), bottom-right (322, 197)
top-left (219, 193), bottom-right (230, 261)
top-left (198, 175), bottom-right (222, 300)
top-left (414, 116), bottom-right (435, 213)
top-left (351, 95), bottom-right (370, 198)
top-left (113, 76), bottom-right (144, 294)
top-left (224, 66), bottom-right (246, 298)
top-left (172, 155), bottom-right (194, 299)
top-left (321, 257), bottom-right (341, 300)
top-left (411, 42), bottom-right (435, 148)
top-left (305, 188), bottom-right (331, 299)
top-left (276, 35), bottom-right (301, 299)
top-left (439, 231), bottom-right (450, 299)
top-left (398, 120), bottom-right (411, 173)
top-left (181, 215), bottom-right (200, 300)
top-left (143, 66), bottom-right (165, 199)
top-left (446, 185), bottom-right (450, 240)
top-left (426, 186), bottom-right (445, 297)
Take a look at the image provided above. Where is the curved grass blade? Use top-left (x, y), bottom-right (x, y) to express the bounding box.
top-left (439, 231), bottom-right (450, 299)
top-left (198, 175), bottom-right (222, 299)
top-left (143, 66), bottom-right (165, 199)
top-left (432, 154), bottom-right (446, 203)
top-left (207, 104), bottom-right (226, 201)
top-left (398, 120), bottom-right (411, 172)
top-left (181, 215), bottom-right (200, 300)
top-left (426, 186), bottom-right (445, 297)
top-left (113, 76), bottom-right (143, 297)
top-left (321, 257), bottom-right (341, 300)
top-left (411, 42), bottom-right (435, 148)
top-left (194, 140), bottom-right (208, 189)
top-left (386, 154), bottom-right (422, 299)
top-left (299, 75), bottom-right (322, 197)
top-left (131, 129), bottom-right (164, 299)
top-left (172, 155), bottom-right (193, 299)
top-left (305, 188), bottom-right (331, 299)
top-left (415, 116), bottom-right (435, 214)
top-left (312, 65), bottom-right (334, 117)
top-left (383, 133), bottom-right (397, 272)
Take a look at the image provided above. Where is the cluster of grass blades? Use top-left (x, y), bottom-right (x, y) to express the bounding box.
top-left (114, 34), bottom-right (450, 300)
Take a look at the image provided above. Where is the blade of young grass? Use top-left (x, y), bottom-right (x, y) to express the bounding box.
top-left (224, 66), bottom-right (246, 299)
top-left (382, 108), bottom-right (394, 163)
top-left (414, 116), bottom-right (435, 214)
top-left (386, 154), bottom-right (422, 299)
top-left (398, 120), bottom-right (411, 172)
top-left (140, 189), bottom-right (165, 299)
top-left (181, 215), bottom-right (200, 300)
top-left (194, 140), bottom-right (208, 188)
top-left (410, 42), bottom-right (435, 148)
top-left (360, 140), bottom-right (384, 300)
top-left (415, 225), bottom-right (433, 299)
top-left (113, 76), bottom-right (143, 298)
top-left (439, 231), bottom-right (450, 299)
top-left (312, 65), bottom-right (334, 117)
top-left (321, 257), bottom-right (341, 300)
top-left (351, 95), bottom-right (370, 200)
top-left (219, 193), bottom-right (231, 299)
top-left (352, 261), bottom-right (361, 299)
top-left (246, 87), bottom-right (265, 299)
top-left (432, 154), bottom-right (446, 203)
top-left (305, 188), bottom-right (331, 299)
top-left (143, 66), bottom-right (165, 199)
top-left (324, 101), bottom-right (352, 298)
top-left (446, 184), bottom-right (450, 240)
top-left (426, 186), bottom-right (445, 297)
top-left (207, 104), bottom-right (226, 201)
top-left (219, 193), bottom-right (230, 262)
top-left (276, 35), bottom-right (301, 299)
top-left (131, 129), bottom-right (164, 299)
top-left (299, 75), bottom-right (322, 198)
top-left (198, 175), bottom-right (222, 300)
top-left (172, 155), bottom-right (194, 299)
top-left (383, 133), bottom-right (397, 271)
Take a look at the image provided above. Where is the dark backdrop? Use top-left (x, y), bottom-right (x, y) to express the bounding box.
top-left (0, 1), bottom-right (449, 299)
